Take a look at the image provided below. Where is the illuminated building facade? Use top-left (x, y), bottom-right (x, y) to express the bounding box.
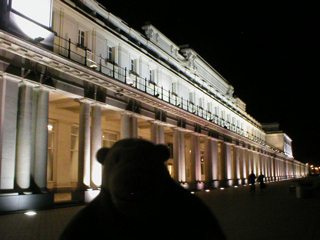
top-left (0, 0), bottom-right (308, 211)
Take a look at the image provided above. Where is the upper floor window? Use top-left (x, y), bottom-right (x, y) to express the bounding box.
top-left (130, 59), bottom-right (138, 75)
top-left (78, 29), bottom-right (85, 48)
top-left (172, 82), bottom-right (179, 96)
top-left (107, 46), bottom-right (113, 61)
top-left (149, 70), bottom-right (156, 84)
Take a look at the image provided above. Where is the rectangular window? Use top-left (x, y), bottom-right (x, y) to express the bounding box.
top-left (107, 46), bottom-right (113, 61)
top-left (172, 82), bottom-right (178, 96)
top-left (130, 59), bottom-right (139, 75)
top-left (189, 92), bottom-right (195, 104)
top-left (130, 59), bottom-right (135, 72)
top-left (199, 97), bottom-right (204, 109)
top-left (102, 132), bottom-right (118, 148)
top-left (149, 70), bottom-right (156, 84)
top-left (78, 29), bottom-right (85, 48)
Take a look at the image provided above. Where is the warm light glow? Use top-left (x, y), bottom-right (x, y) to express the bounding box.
top-left (167, 164), bottom-right (173, 176)
top-left (24, 211), bottom-right (37, 216)
top-left (191, 191), bottom-right (195, 194)
top-left (205, 189), bottom-right (210, 192)
top-left (47, 124), bottom-right (53, 131)
top-left (220, 187), bottom-right (225, 190)
top-left (234, 185), bottom-right (238, 188)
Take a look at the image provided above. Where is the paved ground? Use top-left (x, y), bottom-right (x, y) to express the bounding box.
top-left (0, 177), bottom-right (319, 240)
top-left (197, 177), bottom-right (320, 240)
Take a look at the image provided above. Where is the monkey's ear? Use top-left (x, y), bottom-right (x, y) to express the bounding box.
top-left (154, 144), bottom-right (170, 162)
top-left (96, 148), bottom-right (110, 165)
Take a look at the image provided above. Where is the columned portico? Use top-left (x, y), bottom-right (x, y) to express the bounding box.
top-left (0, 80), bottom-right (53, 211)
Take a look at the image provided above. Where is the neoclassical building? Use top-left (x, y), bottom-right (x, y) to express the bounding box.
top-left (0, 0), bottom-right (308, 211)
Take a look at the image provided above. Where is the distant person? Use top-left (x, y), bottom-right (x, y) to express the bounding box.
top-left (258, 173), bottom-right (266, 191)
top-left (248, 172), bottom-right (256, 192)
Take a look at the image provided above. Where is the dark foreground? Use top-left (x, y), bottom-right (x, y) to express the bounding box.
top-left (0, 178), bottom-right (319, 240)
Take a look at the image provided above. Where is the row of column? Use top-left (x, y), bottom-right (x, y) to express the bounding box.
top-left (0, 80), bottom-right (49, 193)
top-left (171, 128), bottom-right (307, 190)
top-left (0, 78), bottom-right (308, 194)
top-left (75, 101), bottom-right (166, 191)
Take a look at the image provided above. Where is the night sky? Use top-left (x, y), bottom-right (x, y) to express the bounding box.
top-left (98, 0), bottom-right (318, 166)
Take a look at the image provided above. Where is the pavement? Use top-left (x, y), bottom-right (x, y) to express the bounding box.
top-left (0, 177), bottom-right (319, 240)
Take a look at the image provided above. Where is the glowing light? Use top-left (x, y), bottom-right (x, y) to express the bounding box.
top-left (191, 191), bottom-right (195, 194)
top-left (234, 186), bottom-right (238, 188)
top-left (167, 164), bottom-right (173, 176)
top-left (205, 189), bottom-right (210, 192)
top-left (47, 124), bottom-right (53, 131)
top-left (12, 0), bottom-right (52, 27)
top-left (24, 211), bottom-right (37, 216)
top-left (220, 187), bottom-right (225, 190)
top-left (10, 13), bottom-right (52, 41)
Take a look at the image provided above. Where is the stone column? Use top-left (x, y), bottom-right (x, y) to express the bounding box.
top-left (91, 104), bottom-right (102, 188)
top-left (203, 137), bottom-right (213, 189)
top-left (234, 145), bottom-right (241, 185)
top-left (218, 141), bottom-right (226, 187)
top-left (77, 100), bottom-right (91, 190)
top-left (173, 128), bottom-right (185, 183)
top-left (211, 139), bottom-right (219, 188)
top-left (33, 87), bottom-right (49, 192)
top-left (120, 113), bottom-right (130, 139)
top-left (264, 155), bottom-right (268, 178)
top-left (253, 151), bottom-right (259, 175)
top-left (150, 121), bottom-right (165, 144)
top-left (238, 147), bottom-right (245, 184)
top-left (275, 158), bottom-right (280, 181)
top-left (225, 143), bottom-right (234, 186)
top-left (190, 133), bottom-right (201, 189)
top-left (120, 113), bottom-right (138, 139)
top-left (271, 157), bottom-right (275, 181)
top-left (0, 76), bottom-right (19, 191)
top-left (242, 148), bottom-right (249, 184)
top-left (15, 83), bottom-right (32, 192)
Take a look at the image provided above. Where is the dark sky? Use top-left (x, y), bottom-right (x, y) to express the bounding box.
top-left (98, 0), bottom-right (318, 166)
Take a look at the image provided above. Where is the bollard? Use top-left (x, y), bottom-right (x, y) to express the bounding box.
top-left (296, 184), bottom-right (303, 198)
